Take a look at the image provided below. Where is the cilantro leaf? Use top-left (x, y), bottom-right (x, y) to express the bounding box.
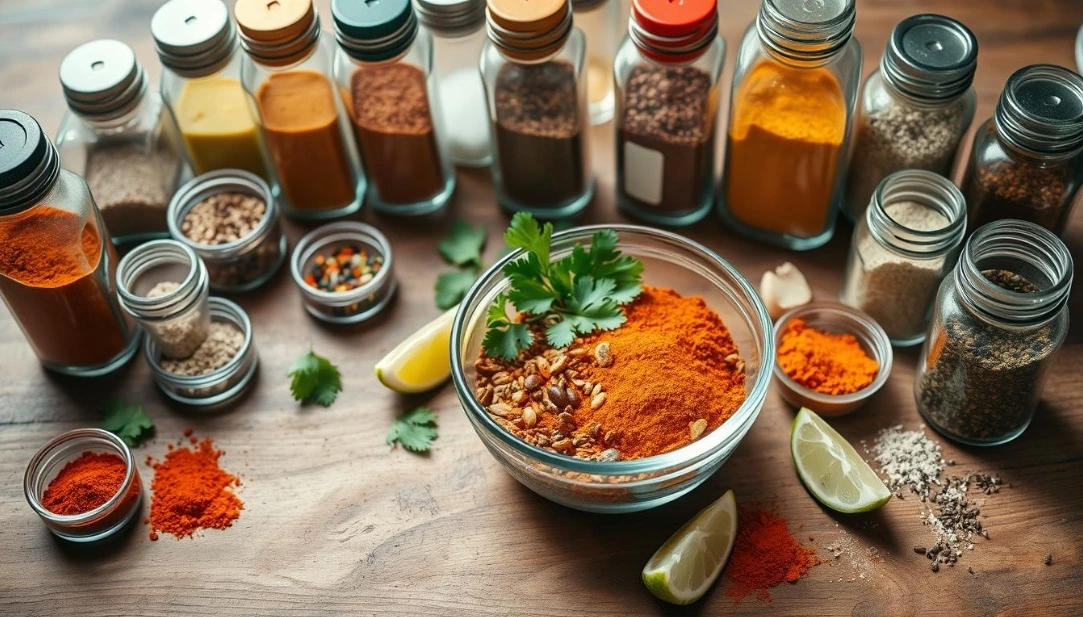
top-left (386, 407), bottom-right (439, 453)
top-left (505, 212), bottom-right (552, 273)
top-left (288, 350), bottom-right (343, 407)
top-left (483, 322), bottom-right (534, 360)
top-left (434, 268), bottom-right (478, 309)
top-left (101, 400), bottom-right (154, 447)
top-left (438, 220), bottom-right (487, 267)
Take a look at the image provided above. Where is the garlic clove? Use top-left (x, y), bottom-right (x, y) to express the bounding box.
top-left (760, 262), bottom-right (812, 320)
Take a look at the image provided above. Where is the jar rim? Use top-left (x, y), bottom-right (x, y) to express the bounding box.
top-left (167, 169), bottom-right (279, 255)
top-left (756, 0), bottom-right (855, 65)
top-left (866, 170), bottom-right (967, 258)
top-left (116, 239), bottom-right (209, 321)
top-left (290, 221), bottom-right (395, 304)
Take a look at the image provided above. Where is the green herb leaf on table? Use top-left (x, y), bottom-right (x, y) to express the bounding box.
top-left (288, 350), bottom-right (343, 407)
top-left (434, 267), bottom-right (480, 310)
top-left (438, 220), bottom-right (487, 268)
top-left (386, 407), bottom-right (439, 453)
top-left (101, 400), bottom-right (154, 447)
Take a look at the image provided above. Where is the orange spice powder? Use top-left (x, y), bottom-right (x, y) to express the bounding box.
top-left (147, 436), bottom-right (242, 540)
top-left (777, 317), bottom-right (878, 395)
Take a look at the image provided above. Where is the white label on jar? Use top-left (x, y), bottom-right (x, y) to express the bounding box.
top-left (623, 141), bottom-right (664, 206)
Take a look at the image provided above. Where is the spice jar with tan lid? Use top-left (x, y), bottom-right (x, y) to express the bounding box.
top-left (614, 0), bottom-right (724, 226)
top-left (235, 0), bottom-right (365, 219)
top-left (481, 0), bottom-right (594, 218)
top-left (331, 0), bottom-right (456, 215)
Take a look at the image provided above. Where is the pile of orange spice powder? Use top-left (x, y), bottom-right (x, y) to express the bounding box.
top-left (41, 452), bottom-right (128, 515)
top-left (777, 317), bottom-right (879, 395)
top-left (145, 430), bottom-right (242, 540)
top-left (725, 508), bottom-right (820, 602)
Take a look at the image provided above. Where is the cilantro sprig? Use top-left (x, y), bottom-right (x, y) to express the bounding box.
top-left (101, 399), bottom-right (154, 447)
top-left (483, 213), bottom-right (643, 359)
top-left (288, 349), bottom-right (343, 407)
top-left (434, 221), bottom-right (488, 310)
top-left (386, 407), bottom-right (438, 453)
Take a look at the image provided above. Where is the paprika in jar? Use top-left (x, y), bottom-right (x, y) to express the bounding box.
top-left (0, 110), bottom-right (139, 376)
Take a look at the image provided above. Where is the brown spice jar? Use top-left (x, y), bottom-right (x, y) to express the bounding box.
top-left (348, 64), bottom-right (445, 205)
top-left (0, 206), bottom-right (132, 367)
top-left (964, 157), bottom-right (1080, 235)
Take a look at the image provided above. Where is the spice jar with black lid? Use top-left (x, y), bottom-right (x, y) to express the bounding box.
top-left (614, 0), bottom-right (724, 225)
top-left (962, 65), bottom-right (1083, 235)
top-left (481, 0), bottom-right (594, 218)
top-left (332, 0), bottom-right (456, 215)
top-left (915, 220), bottom-right (1072, 446)
top-left (55, 39), bottom-right (187, 245)
top-left (0, 110), bottom-right (140, 377)
top-left (843, 14), bottom-right (978, 222)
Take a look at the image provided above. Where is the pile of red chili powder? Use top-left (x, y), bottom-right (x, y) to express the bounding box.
top-left (725, 508), bottom-right (819, 602)
top-left (146, 431), bottom-right (242, 540)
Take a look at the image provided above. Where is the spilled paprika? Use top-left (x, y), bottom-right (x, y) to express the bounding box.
top-left (147, 436), bottom-right (242, 540)
top-left (726, 508), bottom-right (819, 602)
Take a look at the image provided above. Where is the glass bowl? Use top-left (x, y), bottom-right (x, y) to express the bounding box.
top-left (772, 302), bottom-right (893, 416)
top-left (450, 225), bottom-right (774, 513)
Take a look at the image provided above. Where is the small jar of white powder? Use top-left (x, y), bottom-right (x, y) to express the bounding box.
top-left (841, 170), bottom-right (966, 346)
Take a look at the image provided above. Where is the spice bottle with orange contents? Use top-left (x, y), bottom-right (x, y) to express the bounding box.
top-left (331, 0), bottom-right (455, 215)
top-left (235, 0), bottom-right (365, 219)
top-left (0, 110), bottom-right (140, 376)
top-left (719, 0), bottom-right (861, 250)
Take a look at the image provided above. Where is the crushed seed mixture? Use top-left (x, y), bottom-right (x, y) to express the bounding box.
top-left (867, 425), bottom-right (945, 501)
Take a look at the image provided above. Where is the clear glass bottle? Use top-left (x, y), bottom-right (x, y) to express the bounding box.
top-left (719, 0), bottom-right (861, 250)
top-left (840, 170), bottom-right (966, 346)
top-left (844, 14), bottom-right (977, 222)
top-left (962, 65), bottom-right (1083, 236)
top-left (915, 220), bottom-right (1072, 446)
top-left (55, 39), bottom-right (187, 245)
top-left (0, 110), bottom-right (140, 376)
top-left (481, 0), bottom-right (593, 219)
top-left (614, 0), bottom-right (724, 225)
top-left (235, 0), bottom-right (364, 219)
top-left (572, 0), bottom-right (619, 125)
top-left (153, 0), bottom-right (269, 180)
top-left (332, 0), bottom-right (455, 216)
top-left (416, 0), bottom-right (492, 167)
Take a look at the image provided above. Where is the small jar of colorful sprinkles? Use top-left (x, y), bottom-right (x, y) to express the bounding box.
top-left (290, 222), bottom-right (396, 323)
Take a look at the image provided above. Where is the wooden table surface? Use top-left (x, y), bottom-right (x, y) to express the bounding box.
top-left (2, 1), bottom-right (1082, 615)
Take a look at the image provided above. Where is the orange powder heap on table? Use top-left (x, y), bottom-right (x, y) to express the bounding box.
top-left (777, 317), bottom-right (878, 395)
top-left (147, 436), bottom-right (242, 540)
top-left (41, 452), bottom-right (127, 515)
top-left (725, 508), bottom-right (819, 602)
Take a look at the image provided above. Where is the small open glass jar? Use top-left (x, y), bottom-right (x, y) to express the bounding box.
top-left (167, 169), bottom-right (286, 292)
top-left (24, 428), bottom-right (143, 543)
top-left (291, 222), bottom-right (397, 323)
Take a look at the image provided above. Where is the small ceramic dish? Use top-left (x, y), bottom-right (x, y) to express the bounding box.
top-left (772, 303), bottom-right (893, 416)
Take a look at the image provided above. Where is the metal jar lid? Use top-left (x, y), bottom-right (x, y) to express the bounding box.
top-left (881, 14), bottom-right (977, 101)
top-left (58, 39), bottom-right (148, 119)
top-left (414, 0), bottom-right (485, 37)
top-left (995, 64), bottom-right (1083, 156)
top-left (151, 0), bottom-right (238, 78)
top-left (0, 110), bottom-right (60, 214)
top-left (629, 0), bottom-right (718, 62)
top-left (756, 0), bottom-right (855, 64)
top-left (485, 0), bottom-right (572, 61)
top-left (234, 0), bottom-right (321, 66)
top-left (333, 0), bottom-right (419, 62)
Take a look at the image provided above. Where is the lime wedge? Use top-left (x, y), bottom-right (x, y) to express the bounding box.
top-left (791, 407), bottom-right (891, 513)
top-left (642, 489), bottom-right (738, 605)
top-left (374, 308), bottom-right (456, 393)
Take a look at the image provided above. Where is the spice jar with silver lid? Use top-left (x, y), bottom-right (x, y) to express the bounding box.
top-left (167, 169), bottom-right (286, 292)
top-left (840, 170), bottom-right (967, 346)
top-left (55, 39), bottom-right (188, 245)
top-left (843, 14), bottom-right (978, 222)
top-left (962, 64), bottom-right (1083, 235)
top-left (915, 220), bottom-right (1073, 446)
top-left (572, 0), bottom-right (619, 125)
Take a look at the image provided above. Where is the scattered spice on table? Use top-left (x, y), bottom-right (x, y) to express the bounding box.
top-left (725, 508), bottom-right (819, 602)
top-left (144, 280), bottom-right (209, 360)
top-left (777, 318), bottom-right (879, 395)
top-left (159, 321), bottom-right (244, 376)
top-left (867, 425), bottom-right (944, 501)
top-left (303, 244), bottom-right (383, 293)
top-left (147, 434), bottom-right (242, 540)
top-left (41, 452), bottom-right (127, 515)
top-left (922, 472), bottom-right (1001, 572)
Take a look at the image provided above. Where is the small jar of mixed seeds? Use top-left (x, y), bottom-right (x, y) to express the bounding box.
top-left (290, 222), bottom-right (396, 324)
top-left (167, 169), bottom-right (286, 292)
top-left (915, 220), bottom-right (1073, 446)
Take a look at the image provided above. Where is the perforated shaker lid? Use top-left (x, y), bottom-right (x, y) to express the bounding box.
top-left (151, 0), bottom-right (238, 77)
top-left (234, 0), bottom-right (320, 65)
top-left (58, 39), bottom-right (148, 118)
top-left (333, 0), bottom-right (418, 62)
top-left (485, 0), bottom-right (572, 61)
top-left (882, 14), bottom-right (977, 101)
top-left (995, 64), bottom-right (1083, 155)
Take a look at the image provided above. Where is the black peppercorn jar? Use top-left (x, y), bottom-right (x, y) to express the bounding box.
top-left (962, 65), bottom-right (1083, 235)
top-left (914, 220), bottom-right (1072, 446)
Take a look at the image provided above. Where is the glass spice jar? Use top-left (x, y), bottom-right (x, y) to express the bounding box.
top-left (152, 0), bottom-right (269, 180)
top-left (415, 0), bottom-right (492, 167)
top-left (0, 110), bottom-right (140, 377)
top-left (572, 0), bottom-right (619, 125)
top-left (915, 220), bottom-right (1073, 446)
top-left (331, 0), bottom-right (456, 215)
top-left (719, 0), bottom-right (861, 250)
top-left (843, 14), bottom-right (977, 222)
top-left (962, 65), bottom-right (1083, 236)
top-left (235, 0), bottom-right (365, 219)
top-left (481, 0), bottom-right (594, 219)
top-left (614, 0), bottom-right (724, 226)
top-left (840, 170), bottom-right (967, 347)
top-left (55, 39), bottom-right (187, 245)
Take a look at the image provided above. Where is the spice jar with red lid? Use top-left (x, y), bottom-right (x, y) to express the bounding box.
top-left (614, 0), bottom-right (724, 225)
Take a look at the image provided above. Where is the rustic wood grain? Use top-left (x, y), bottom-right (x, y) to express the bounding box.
top-left (1, 1), bottom-right (1082, 615)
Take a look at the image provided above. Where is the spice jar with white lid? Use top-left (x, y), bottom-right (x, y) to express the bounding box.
top-left (416, 0), bottom-right (492, 167)
top-left (481, 0), bottom-right (594, 218)
top-left (962, 65), bottom-right (1083, 236)
top-left (55, 39), bottom-right (187, 245)
top-left (331, 0), bottom-right (456, 215)
top-left (840, 170), bottom-right (967, 346)
top-left (614, 0), bottom-right (724, 225)
top-left (572, 0), bottom-right (619, 125)
top-left (152, 0), bottom-right (269, 180)
top-left (844, 14), bottom-right (978, 222)
top-left (235, 0), bottom-right (365, 219)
